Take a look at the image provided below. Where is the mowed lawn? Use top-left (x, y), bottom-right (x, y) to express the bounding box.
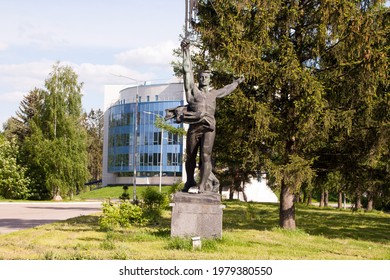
top-left (0, 198), bottom-right (388, 260)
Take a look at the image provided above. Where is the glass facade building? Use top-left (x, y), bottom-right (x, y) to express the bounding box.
top-left (103, 83), bottom-right (185, 186)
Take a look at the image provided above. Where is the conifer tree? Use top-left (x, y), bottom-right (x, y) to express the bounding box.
top-left (315, 2), bottom-right (389, 210)
top-left (2, 88), bottom-right (44, 145)
top-left (192, 0), bottom-right (388, 227)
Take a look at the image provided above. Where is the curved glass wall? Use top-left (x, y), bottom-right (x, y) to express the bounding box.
top-left (107, 100), bottom-right (184, 177)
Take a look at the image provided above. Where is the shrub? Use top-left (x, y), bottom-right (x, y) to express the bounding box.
top-left (119, 185), bottom-right (130, 201)
top-left (141, 187), bottom-right (169, 222)
top-left (0, 136), bottom-right (30, 199)
top-left (168, 181), bottom-right (184, 196)
top-left (99, 201), bottom-right (147, 230)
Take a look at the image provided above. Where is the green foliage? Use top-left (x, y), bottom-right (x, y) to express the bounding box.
top-left (313, 3), bottom-right (389, 209)
top-left (141, 187), bottom-right (169, 222)
top-left (119, 185), bottom-right (130, 201)
top-left (0, 136), bottom-right (30, 199)
top-left (214, 91), bottom-right (272, 186)
top-left (168, 181), bottom-right (184, 195)
top-left (187, 0), bottom-right (389, 227)
top-left (268, 155), bottom-right (315, 193)
top-left (22, 62), bottom-right (89, 199)
top-left (99, 201), bottom-right (148, 231)
top-left (2, 88), bottom-right (44, 145)
top-left (84, 109), bottom-right (103, 182)
top-left (154, 116), bottom-right (186, 136)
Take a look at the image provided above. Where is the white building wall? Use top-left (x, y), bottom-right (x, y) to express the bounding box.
top-left (221, 175), bottom-right (279, 203)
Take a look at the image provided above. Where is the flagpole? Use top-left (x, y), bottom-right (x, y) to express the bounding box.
top-left (185, 0), bottom-right (189, 38)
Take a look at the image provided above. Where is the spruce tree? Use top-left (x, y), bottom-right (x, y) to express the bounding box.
top-left (193, 0), bottom-right (388, 227)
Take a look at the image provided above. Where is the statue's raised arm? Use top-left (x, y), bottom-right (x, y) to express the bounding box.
top-left (215, 75), bottom-right (245, 98)
top-left (181, 39), bottom-right (195, 104)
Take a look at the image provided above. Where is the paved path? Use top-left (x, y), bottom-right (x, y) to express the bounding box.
top-left (0, 201), bottom-right (102, 234)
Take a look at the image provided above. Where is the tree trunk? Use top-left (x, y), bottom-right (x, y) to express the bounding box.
top-left (307, 192), bottom-right (312, 206)
top-left (354, 190), bottom-right (362, 210)
top-left (241, 187), bottom-right (248, 202)
top-left (366, 191), bottom-right (374, 211)
top-left (343, 192), bottom-right (347, 209)
top-left (279, 179), bottom-right (296, 229)
top-left (303, 191), bottom-right (308, 205)
top-left (324, 190), bottom-right (329, 207)
top-left (319, 190), bottom-right (325, 207)
top-left (337, 191), bottom-right (343, 209)
top-left (229, 185), bottom-right (234, 200)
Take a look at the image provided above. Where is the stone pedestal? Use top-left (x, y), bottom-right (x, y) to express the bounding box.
top-left (170, 192), bottom-right (224, 239)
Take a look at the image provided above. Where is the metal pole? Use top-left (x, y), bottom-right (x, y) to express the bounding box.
top-left (109, 73), bottom-right (140, 202)
top-left (133, 86), bottom-right (139, 203)
top-left (185, 0), bottom-right (189, 38)
top-left (159, 128), bottom-right (164, 192)
top-left (174, 145), bottom-right (177, 181)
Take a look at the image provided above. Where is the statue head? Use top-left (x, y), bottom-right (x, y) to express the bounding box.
top-left (198, 70), bottom-right (211, 87)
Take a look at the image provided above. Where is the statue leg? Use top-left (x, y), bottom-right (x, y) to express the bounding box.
top-left (198, 131), bottom-right (215, 193)
top-left (182, 128), bottom-right (199, 192)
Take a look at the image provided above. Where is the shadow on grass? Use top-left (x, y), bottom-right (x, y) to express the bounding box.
top-left (66, 215), bottom-right (100, 225)
top-left (222, 201), bottom-right (279, 231)
top-left (57, 201), bottom-right (389, 244)
top-left (297, 207), bottom-right (390, 243)
top-left (222, 201), bottom-right (390, 244)
top-left (49, 215), bottom-right (101, 233)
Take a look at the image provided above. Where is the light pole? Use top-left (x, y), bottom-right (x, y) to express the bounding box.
top-left (111, 74), bottom-right (141, 203)
top-left (143, 111), bottom-right (164, 192)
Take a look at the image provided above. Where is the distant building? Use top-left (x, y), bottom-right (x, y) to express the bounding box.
top-left (102, 82), bottom-right (185, 186)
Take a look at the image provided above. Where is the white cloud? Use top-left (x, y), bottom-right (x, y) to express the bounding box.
top-left (0, 91), bottom-right (25, 103)
top-left (0, 42), bottom-right (8, 51)
top-left (75, 63), bottom-right (154, 83)
top-left (0, 65), bottom-right (45, 95)
top-left (0, 58), bottom-right (176, 125)
top-left (0, 90), bottom-right (29, 127)
top-left (70, 63), bottom-right (157, 108)
top-left (0, 61), bottom-right (51, 91)
top-left (115, 41), bottom-right (177, 67)
top-left (0, 61), bottom-right (53, 125)
top-left (1, 2), bottom-right (183, 52)
top-left (0, 1), bottom-right (184, 126)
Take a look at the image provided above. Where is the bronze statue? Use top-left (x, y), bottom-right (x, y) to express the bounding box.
top-left (166, 39), bottom-right (244, 193)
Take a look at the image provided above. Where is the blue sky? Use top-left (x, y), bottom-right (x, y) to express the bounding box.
top-left (1, 1), bottom-right (389, 126)
top-left (0, 0), bottom-right (185, 125)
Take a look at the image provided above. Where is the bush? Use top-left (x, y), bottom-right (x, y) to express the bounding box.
top-left (141, 187), bottom-right (169, 222)
top-left (99, 201), bottom-right (148, 230)
top-left (169, 181), bottom-right (184, 196)
top-left (119, 185), bottom-right (130, 201)
top-left (0, 136), bottom-right (30, 199)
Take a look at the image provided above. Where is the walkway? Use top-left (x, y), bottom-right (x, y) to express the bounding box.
top-left (0, 201), bottom-right (102, 234)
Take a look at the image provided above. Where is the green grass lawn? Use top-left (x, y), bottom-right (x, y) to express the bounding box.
top-left (75, 185), bottom-right (171, 200)
top-left (0, 185), bottom-right (171, 202)
top-left (0, 199), bottom-right (388, 260)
